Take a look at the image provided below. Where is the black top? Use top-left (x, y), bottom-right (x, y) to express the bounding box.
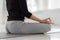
top-left (6, 0), bottom-right (32, 21)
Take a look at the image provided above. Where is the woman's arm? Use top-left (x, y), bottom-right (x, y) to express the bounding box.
top-left (30, 14), bottom-right (42, 22)
top-left (30, 14), bottom-right (52, 24)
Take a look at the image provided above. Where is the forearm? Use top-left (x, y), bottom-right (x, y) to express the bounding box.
top-left (30, 15), bottom-right (42, 23)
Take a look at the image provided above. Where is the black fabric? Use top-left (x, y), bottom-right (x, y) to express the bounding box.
top-left (6, 0), bottom-right (32, 21)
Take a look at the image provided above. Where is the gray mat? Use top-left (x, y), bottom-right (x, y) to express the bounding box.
top-left (0, 33), bottom-right (22, 39)
top-left (0, 33), bottom-right (44, 39)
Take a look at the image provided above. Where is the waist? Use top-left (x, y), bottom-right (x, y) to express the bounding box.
top-left (7, 16), bottom-right (25, 21)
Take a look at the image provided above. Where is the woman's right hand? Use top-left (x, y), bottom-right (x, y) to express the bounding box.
top-left (30, 15), bottom-right (52, 24)
top-left (40, 18), bottom-right (52, 24)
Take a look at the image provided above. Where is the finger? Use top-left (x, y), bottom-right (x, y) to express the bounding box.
top-left (44, 18), bottom-right (50, 21)
top-left (48, 18), bottom-right (51, 21)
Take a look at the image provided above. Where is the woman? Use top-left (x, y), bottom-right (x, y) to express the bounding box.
top-left (6, 0), bottom-right (52, 34)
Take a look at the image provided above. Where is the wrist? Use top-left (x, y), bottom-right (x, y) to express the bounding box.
top-left (38, 20), bottom-right (43, 23)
